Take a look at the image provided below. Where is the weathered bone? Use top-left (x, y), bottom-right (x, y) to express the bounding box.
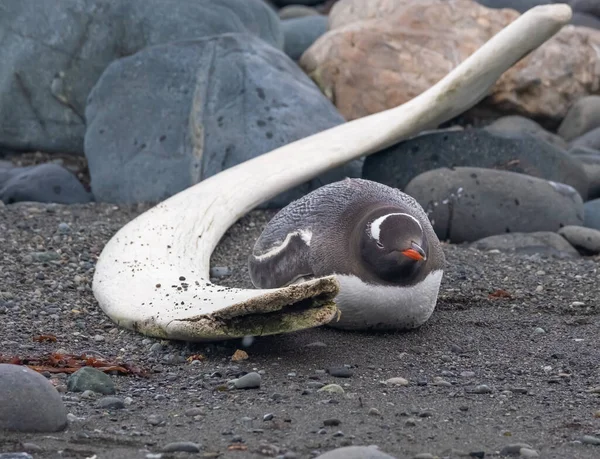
top-left (92, 4), bottom-right (572, 342)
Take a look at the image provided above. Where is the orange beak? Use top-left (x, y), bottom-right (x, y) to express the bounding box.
top-left (401, 243), bottom-right (426, 261)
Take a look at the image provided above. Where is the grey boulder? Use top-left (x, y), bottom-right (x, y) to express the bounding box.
top-left (471, 232), bottom-right (580, 258)
top-left (0, 364), bottom-right (68, 433)
top-left (570, 126), bottom-right (600, 151)
top-left (85, 33), bottom-right (360, 208)
top-left (558, 95), bottom-right (600, 141)
top-left (584, 198), bottom-right (600, 230)
top-left (282, 15), bottom-right (329, 61)
top-left (485, 115), bottom-right (567, 150)
top-left (570, 146), bottom-right (600, 199)
top-left (404, 167), bottom-right (585, 243)
top-left (0, 163), bottom-right (92, 205)
top-left (362, 128), bottom-right (589, 200)
top-left (278, 5), bottom-right (321, 19)
top-left (0, 0), bottom-right (282, 155)
top-left (558, 225), bottom-right (600, 255)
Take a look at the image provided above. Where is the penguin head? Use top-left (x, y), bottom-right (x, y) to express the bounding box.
top-left (360, 211), bottom-right (427, 282)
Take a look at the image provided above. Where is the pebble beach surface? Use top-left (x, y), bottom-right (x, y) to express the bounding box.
top-left (1, 201), bottom-right (599, 459)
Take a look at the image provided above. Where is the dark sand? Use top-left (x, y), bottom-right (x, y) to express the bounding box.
top-left (1, 201), bottom-right (599, 458)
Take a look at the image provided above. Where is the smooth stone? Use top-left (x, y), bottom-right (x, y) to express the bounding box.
top-left (97, 396), bottom-right (126, 409)
top-left (499, 443), bottom-right (534, 456)
top-left (404, 167), bottom-right (585, 243)
top-left (161, 441), bottom-right (201, 453)
top-left (558, 95), bottom-right (600, 141)
top-left (471, 231), bottom-right (580, 258)
top-left (571, 126), bottom-right (600, 151)
top-left (0, 364), bottom-right (68, 433)
top-left (0, 454), bottom-right (34, 459)
top-left (485, 115), bottom-right (568, 150)
top-left (0, 0), bottom-right (282, 155)
top-left (272, 0), bottom-right (323, 6)
top-left (282, 16), bottom-right (328, 61)
top-left (581, 435), bottom-right (600, 445)
top-left (0, 163), bottom-right (92, 205)
top-left (558, 225), bottom-right (600, 254)
top-left (571, 11), bottom-right (600, 29)
top-left (570, 146), bottom-right (600, 199)
top-left (313, 445), bottom-right (397, 459)
top-left (317, 384), bottom-right (345, 394)
top-left (278, 5), bottom-right (321, 19)
top-left (363, 128), bottom-right (589, 200)
top-left (327, 367), bottom-right (353, 378)
top-left (67, 367), bottom-right (116, 395)
top-left (85, 33), bottom-right (360, 208)
top-left (385, 377), bottom-right (409, 386)
top-left (519, 448), bottom-right (540, 458)
top-left (232, 372), bottom-right (261, 389)
top-left (584, 198), bottom-right (600, 230)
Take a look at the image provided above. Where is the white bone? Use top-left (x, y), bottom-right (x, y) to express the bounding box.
top-left (92, 4), bottom-right (572, 342)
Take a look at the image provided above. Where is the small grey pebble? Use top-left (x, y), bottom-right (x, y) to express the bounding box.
top-left (581, 435), bottom-right (600, 445)
top-left (0, 454), bottom-right (34, 459)
top-left (97, 396), bottom-right (125, 409)
top-left (161, 441), bottom-right (201, 453)
top-left (147, 414), bottom-right (164, 426)
top-left (368, 408), bottom-right (381, 416)
top-left (327, 367), bottom-right (353, 378)
top-left (499, 443), bottom-right (534, 456)
top-left (414, 454), bottom-right (435, 459)
top-left (184, 408), bottom-right (203, 417)
top-left (323, 418), bottom-right (341, 426)
top-left (472, 384), bottom-right (492, 394)
top-left (533, 327), bottom-right (546, 334)
top-left (57, 222), bottom-right (71, 234)
top-left (209, 266), bottom-right (231, 278)
top-left (232, 372), bottom-right (261, 390)
top-left (519, 448), bottom-right (540, 458)
top-left (405, 418), bottom-right (417, 427)
top-left (332, 431), bottom-right (344, 437)
top-left (305, 341), bottom-right (327, 348)
top-left (263, 413), bottom-right (274, 421)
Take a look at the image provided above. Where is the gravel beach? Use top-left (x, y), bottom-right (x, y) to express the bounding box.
top-left (1, 201), bottom-right (599, 459)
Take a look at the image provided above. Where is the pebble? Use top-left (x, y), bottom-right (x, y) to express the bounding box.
top-left (368, 408), bottom-right (381, 416)
top-left (581, 435), bottom-right (600, 445)
top-left (499, 443), bottom-right (534, 456)
top-left (519, 448), bottom-right (540, 458)
top-left (327, 367), bottom-right (353, 378)
top-left (209, 266), bottom-right (231, 278)
top-left (317, 384), bottom-right (344, 394)
top-left (67, 367), bottom-right (115, 395)
top-left (0, 454), bottom-right (34, 459)
top-left (147, 414), bottom-right (165, 426)
top-left (232, 372), bottom-right (261, 389)
top-left (432, 377), bottom-right (452, 387)
top-left (184, 407), bottom-right (204, 417)
top-left (413, 454), bottom-right (435, 459)
top-left (323, 418), bottom-right (341, 426)
top-left (533, 327), bottom-right (546, 334)
top-left (472, 384), bottom-right (492, 394)
top-left (313, 445), bottom-right (396, 458)
top-left (263, 413), bottom-right (274, 421)
top-left (57, 222), bottom-right (71, 234)
top-left (0, 363), bottom-right (68, 433)
top-left (161, 441), bottom-right (201, 453)
top-left (97, 396), bottom-right (125, 409)
top-left (385, 377), bottom-right (409, 386)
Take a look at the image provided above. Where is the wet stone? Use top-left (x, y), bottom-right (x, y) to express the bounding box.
top-left (67, 367), bottom-right (115, 395)
top-left (162, 441), bottom-right (201, 453)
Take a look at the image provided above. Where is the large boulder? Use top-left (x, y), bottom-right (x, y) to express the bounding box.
top-left (362, 128), bottom-right (589, 200)
top-left (0, 0), bottom-right (283, 155)
top-left (85, 33), bottom-right (361, 208)
top-left (300, 0), bottom-right (600, 126)
top-left (404, 167), bottom-right (585, 243)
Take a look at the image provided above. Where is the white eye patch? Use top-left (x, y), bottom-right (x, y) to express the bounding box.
top-left (369, 212), bottom-right (422, 242)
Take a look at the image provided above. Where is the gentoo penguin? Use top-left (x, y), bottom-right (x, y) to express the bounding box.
top-left (248, 178), bottom-right (445, 330)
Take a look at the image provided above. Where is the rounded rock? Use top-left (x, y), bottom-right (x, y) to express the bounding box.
top-left (313, 445), bottom-right (397, 459)
top-left (558, 225), bottom-right (600, 254)
top-left (404, 167), bottom-right (585, 243)
top-left (558, 95), bottom-right (600, 141)
top-left (0, 364), bottom-right (68, 433)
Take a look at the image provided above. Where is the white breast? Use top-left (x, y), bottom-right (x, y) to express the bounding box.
top-left (327, 270), bottom-right (444, 330)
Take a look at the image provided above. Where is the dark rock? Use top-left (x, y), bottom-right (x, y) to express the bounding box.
top-left (558, 95), bottom-right (600, 141)
top-left (0, 363), bottom-right (68, 433)
top-left (569, 0), bottom-right (600, 18)
top-left (85, 33), bottom-right (360, 208)
top-left (282, 15), bottom-right (328, 61)
top-left (584, 198), bottom-right (600, 230)
top-left (314, 445), bottom-right (397, 459)
top-left (404, 167), bottom-right (585, 243)
top-left (162, 441), bottom-right (201, 453)
top-left (278, 5), bottom-right (321, 19)
top-left (363, 128), bottom-right (589, 200)
top-left (327, 367), bottom-right (353, 378)
top-left (67, 367), bottom-right (116, 395)
top-left (570, 147), bottom-right (600, 199)
top-left (273, 0), bottom-right (324, 6)
top-left (97, 396), bottom-right (126, 410)
top-left (558, 225), bottom-right (600, 254)
top-left (0, 0), bottom-right (282, 154)
top-left (0, 163), bottom-right (92, 205)
top-left (485, 115), bottom-right (567, 150)
top-left (570, 126), bottom-right (600, 151)
top-left (571, 11), bottom-right (600, 28)
top-left (471, 231), bottom-right (581, 258)
top-left (474, 1), bottom-right (557, 13)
